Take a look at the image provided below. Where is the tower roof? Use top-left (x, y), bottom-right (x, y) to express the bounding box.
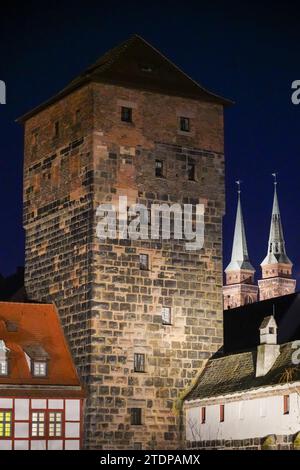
top-left (17, 35), bottom-right (233, 123)
top-left (261, 179), bottom-right (292, 266)
top-left (225, 185), bottom-right (255, 273)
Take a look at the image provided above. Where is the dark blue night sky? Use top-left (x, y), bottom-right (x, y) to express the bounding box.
top-left (1, 1), bottom-right (300, 286)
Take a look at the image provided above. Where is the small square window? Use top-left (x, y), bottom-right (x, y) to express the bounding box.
top-left (162, 307), bottom-right (172, 325)
top-left (188, 163), bottom-right (196, 181)
top-left (33, 361), bottom-right (47, 377)
top-left (155, 160), bottom-right (164, 178)
top-left (121, 106), bottom-right (132, 123)
top-left (180, 116), bottom-right (190, 132)
top-left (139, 254), bottom-right (149, 270)
top-left (0, 360), bottom-right (8, 376)
top-left (269, 327), bottom-right (274, 334)
top-left (134, 353), bottom-right (145, 372)
top-left (131, 408), bottom-right (142, 425)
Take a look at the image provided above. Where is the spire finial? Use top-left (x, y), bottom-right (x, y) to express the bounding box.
top-left (272, 173), bottom-right (278, 186)
top-left (272, 304), bottom-right (276, 317)
top-left (236, 179), bottom-right (242, 195)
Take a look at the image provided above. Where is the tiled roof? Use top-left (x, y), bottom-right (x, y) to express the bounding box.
top-left (186, 342), bottom-right (300, 401)
top-left (0, 302), bottom-right (84, 397)
top-left (17, 35), bottom-right (233, 122)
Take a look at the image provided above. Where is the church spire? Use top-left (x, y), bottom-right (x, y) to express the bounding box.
top-left (258, 174), bottom-right (296, 302)
top-left (225, 181), bottom-right (255, 273)
top-left (261, 174), bottom-right (292, 267)
top-left (223, 181), bottom-right (258, 310)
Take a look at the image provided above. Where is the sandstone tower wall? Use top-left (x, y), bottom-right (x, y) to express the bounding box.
top-left (23, 81), bottom-right (225, 449)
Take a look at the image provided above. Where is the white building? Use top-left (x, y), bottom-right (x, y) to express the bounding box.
top-left (184, 314), bottom-right (300, 450)
top-left (0, 302), bottom-right (85, 450)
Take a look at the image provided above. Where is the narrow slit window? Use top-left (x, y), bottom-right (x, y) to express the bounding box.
top-left (201, 407), bottom-right (206, 424)
top-left (131, 408), bottom-right (142, 425)
top-left (220, 404), bottom-right (225, 422)
top-left (284, 395), bottom-right (290, 415)
top-left (54, 121), bottom-right (60, 138)
top-left (134, 353), bottom-right (145, 372)
top-left (75, 109), bottom-right (81, 124)
top-left (188, 163), bottom-right (196, 181)
top-left (139, 254), bottom-right (149, 270)
top-left (155, 160), bottom-right (164, 178)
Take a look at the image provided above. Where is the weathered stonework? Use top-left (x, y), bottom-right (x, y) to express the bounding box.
top-left (259, 264), bottom-right (296, 301)
top-left (223, 270), bottom-right (258, 309)
top-left (23, 78), bottom-right (225, 449)
top-left (186, 433), bottom-right (297, 450)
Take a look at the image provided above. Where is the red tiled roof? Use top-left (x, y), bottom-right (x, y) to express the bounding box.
top-left (0, 302), bottom-right (85, 397)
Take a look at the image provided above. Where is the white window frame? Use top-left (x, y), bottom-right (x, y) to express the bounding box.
top-left (31, 411), bottom-right (45, 437)
top-left (33, 361), bottom-right (47, 377)
top-left (49, 411), bottom-right (63, 437)
top-left (0, 359), bottom-right (8, 376)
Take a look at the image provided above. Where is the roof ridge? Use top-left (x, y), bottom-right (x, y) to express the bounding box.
top-left (0, 301), bottom-right (52, 306)
top-left (17, 35), bottom-right (233, 123)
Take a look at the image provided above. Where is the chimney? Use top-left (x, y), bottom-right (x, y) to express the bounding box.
top-left (256, 315), bottom-right (280, 377)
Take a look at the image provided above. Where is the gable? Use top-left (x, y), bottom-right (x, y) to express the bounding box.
top-left (17, 35), bottom-right (232, 123)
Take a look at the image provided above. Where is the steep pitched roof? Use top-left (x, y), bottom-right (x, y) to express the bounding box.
top-left (17, 35), bottom-right (233, 122)
top-left (260, 315), bottom-right (277, 330)
top-left (225, 190), bottom-right (254, 273)
top-left (261, 183), bottom-right (292, 266)
top-left (0, 302), bottom-right (84, 397)
top-left (185, 341), bottom-right (300, 401)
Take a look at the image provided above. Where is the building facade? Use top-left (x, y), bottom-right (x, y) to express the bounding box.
top-left (184, 314), bottom-right (300, 450)
top-left (0, 302), bottom-right (85, 450)
top-left (19, 36), bottom-right (231, 449)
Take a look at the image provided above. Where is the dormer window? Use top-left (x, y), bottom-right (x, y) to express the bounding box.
top-left (23, 344), bottom-right (49, 378)
top-left (0, 360), bottom-right (8, 376)
top-left (0, 340), bottom-right (9, 376)
top-left (33, 361), bottom-right (47, 377)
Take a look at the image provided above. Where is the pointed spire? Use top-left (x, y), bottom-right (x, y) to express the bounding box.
top-left (225, 181), bottom-right (255, 272)
top-left (261, 174), bottom-right (292, 266)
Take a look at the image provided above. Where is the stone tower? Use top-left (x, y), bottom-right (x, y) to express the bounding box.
top-left (223, 183), bottom-right (258, 309)
top-left (19, 35), bottom-right (230, 449)
top-left (258, 177), bottom-right (296, 300)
